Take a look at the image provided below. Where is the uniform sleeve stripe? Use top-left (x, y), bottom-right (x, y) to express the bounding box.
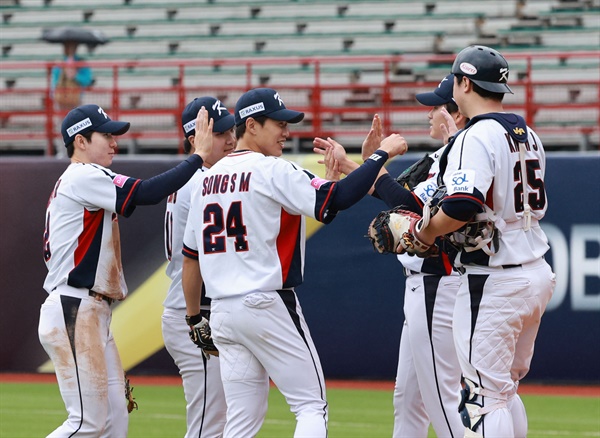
top-left (317, 182), bottom-right (336, 221)
top-left (445, 193), bottom-right (484, 206)
top-left (119, 179), bottom-right (141, 216)
top-left (411, 191), bottom-right (424, 209)
top-left (182, 244), bottom-right (199, 260)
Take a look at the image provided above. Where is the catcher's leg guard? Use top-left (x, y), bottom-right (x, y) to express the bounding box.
top-left (458, 378), bottom-right (507, 434)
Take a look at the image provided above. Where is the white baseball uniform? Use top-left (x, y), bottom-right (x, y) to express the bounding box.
top-left (39, 162), bottom-right (141, 437)
top-left (389, 147), bottom-right (464, 438)
top-left (162, 167), bottom-right (226, 438)
top-left (441, 115), bottom-right (555, 436)
top-left (182, 150), bottom-right (341, 438)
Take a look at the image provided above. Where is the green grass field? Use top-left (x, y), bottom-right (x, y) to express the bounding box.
top-left (1, 381), bottom-right (598, 437)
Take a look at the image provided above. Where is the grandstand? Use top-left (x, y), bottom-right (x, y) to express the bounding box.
top-left (0, 0), bottom-right (598, 154)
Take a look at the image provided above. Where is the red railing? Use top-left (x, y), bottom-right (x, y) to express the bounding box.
top-left (1, 51), bottom-right (598, 155)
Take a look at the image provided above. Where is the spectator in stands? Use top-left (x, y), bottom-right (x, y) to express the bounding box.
top-left (51, 41), bottom-right (94, 110)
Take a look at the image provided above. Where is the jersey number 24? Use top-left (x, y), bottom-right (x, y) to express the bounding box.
top-left (203, 202), bottom-right (249, 253)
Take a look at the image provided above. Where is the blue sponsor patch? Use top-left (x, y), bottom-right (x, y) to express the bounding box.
top-left (447, 169), bottom-right (475, 195)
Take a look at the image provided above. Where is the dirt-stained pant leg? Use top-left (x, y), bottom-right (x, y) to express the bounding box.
top-left (39, 292), bottom-right (123, 437)
top-left (101, 333), bottom-right (128, 438)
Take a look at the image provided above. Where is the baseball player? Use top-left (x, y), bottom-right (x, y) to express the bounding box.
top-left (162, 96), bottom-right (235, 438)
top-left (38, 103), bottom-right (214, 437)
top-left (413, 46), bottom-right (556, 437)
top-left (181, 87), bottom-right (408, 438)
top-left (315, 75), bottom-right (467, 437)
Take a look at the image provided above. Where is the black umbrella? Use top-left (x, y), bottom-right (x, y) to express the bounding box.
top-left (41, 27), bottom-right (109, 47)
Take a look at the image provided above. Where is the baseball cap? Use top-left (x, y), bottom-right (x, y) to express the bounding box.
top-left (234, 88), bottom-right (304, 126)
top-left (181, 96), bottom-right (235, 136)
top-left (451, 45), bottom-right (513, 94)
top-left (415, 74), bottom-right (455, 106)
top-left (61, 104), bottom-right (130, 145)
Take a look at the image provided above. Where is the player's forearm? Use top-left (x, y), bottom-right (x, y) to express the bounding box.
top-left (418, 210), bottom-right (467, 245)
top-left (339, 157), bottom-right (360, 176)
top-left (182, 256), bottom-right (203, 317)
top-left (330, 150), bottom-right (388, 210)
top-left (133, 155), bottom-right (203, 205)
top-left (373, 173), bottom-right (421, 211)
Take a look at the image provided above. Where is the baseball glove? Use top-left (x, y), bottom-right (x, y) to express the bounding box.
top-left (186, 312), bottom-right (219, 358)
top-left (124, 372), bottom-right (138, 413)
top-left (395, 153), bottom-right (434, 190)
top-left (366, 207), bottom-right (438, 257)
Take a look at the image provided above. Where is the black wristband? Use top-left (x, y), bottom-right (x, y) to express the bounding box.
top-left (185, 313), bottom-right (202, 326)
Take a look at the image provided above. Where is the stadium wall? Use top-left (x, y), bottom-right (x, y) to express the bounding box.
top-left (0, 154), bottom-right (598, 383)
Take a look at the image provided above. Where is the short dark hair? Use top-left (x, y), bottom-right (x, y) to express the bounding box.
top-left (235, 115), bottom-right (268, 139)
top-left (454, 74), bottom-right (504, 102)
top-left (183, 137), bottom-right (192, 154)
top-left (65, 131), bottom-right (94, 158)
top-left (445, 100), bottom-right (459, 114)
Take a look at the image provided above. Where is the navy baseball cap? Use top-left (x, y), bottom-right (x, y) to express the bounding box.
top-left (415, 74), bottom-right (455, 106)
top-left (61, 104), bottom-right (130, 145)
top-left (181, 96), bottom-right (235, 136)
top-left (234, 88), bottom-right (304, 126)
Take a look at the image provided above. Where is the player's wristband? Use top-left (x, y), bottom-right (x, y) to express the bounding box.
top-left (185, 313), bottom-right (202, 326)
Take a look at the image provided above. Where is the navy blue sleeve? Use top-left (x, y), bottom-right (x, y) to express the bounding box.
top-left (373, 173), bottom-right (422, 213)
top-left (440, 187), bottom-right (485, 221)
top-left (329, 150), bottom-right (388, 211)
top-left (133, 155), bottom-right (203, 205)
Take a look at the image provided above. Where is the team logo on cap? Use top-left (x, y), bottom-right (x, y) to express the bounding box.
top-left (459, 62), bottom-right (477, 75)
top-left (438, 76), bottom-right (449, 88)
top-left (212, 99), bottom-right (227, 115)
top-left (66, 118), bottom-right (92, 137)
top-left (239, 102), bottom-right (265, 119)
top-left (97, 106), bottom-right (108, 119)
top-left (499, 67), bottom-right (509, 82)
top-left (273, 92), bottom-right (284, 106)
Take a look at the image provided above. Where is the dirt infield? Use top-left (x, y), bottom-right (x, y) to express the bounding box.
top-left (1, 373), bottom-right (598, 397)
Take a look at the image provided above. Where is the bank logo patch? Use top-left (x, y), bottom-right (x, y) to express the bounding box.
top-left (448, 169), bottom-right (475, 195)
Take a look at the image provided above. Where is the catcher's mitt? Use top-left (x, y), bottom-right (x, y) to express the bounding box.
top-left (366, 207), bottom-right (438, 257)
top-left (124, 372), bottom-right (138, 413)
top-left (395, 153), bottom-right (434, 190)
top-left (186, 312), bottom-right (219, 358)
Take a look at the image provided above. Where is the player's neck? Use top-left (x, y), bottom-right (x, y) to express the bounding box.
top-left (465, 101), bottom-right (504, 119)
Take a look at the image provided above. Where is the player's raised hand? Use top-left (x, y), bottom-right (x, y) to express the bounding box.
top-left (361, 114), bottom-right (383, 161)
top-left (439, 107), bottom-right (459, 145)
top-left (377, 133), bottom-right (408, 158)
top-left (192, 107), bottom-right (214, 162)
top-left (324, 146), bottom-right (341, 181)
top-left (313, 137), bottom-right (358, 176)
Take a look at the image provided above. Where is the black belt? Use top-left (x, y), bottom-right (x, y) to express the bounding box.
top-left (89, 290), bottom-right (114, 305)
top-left (456, 264), bottom-right (522, 275)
